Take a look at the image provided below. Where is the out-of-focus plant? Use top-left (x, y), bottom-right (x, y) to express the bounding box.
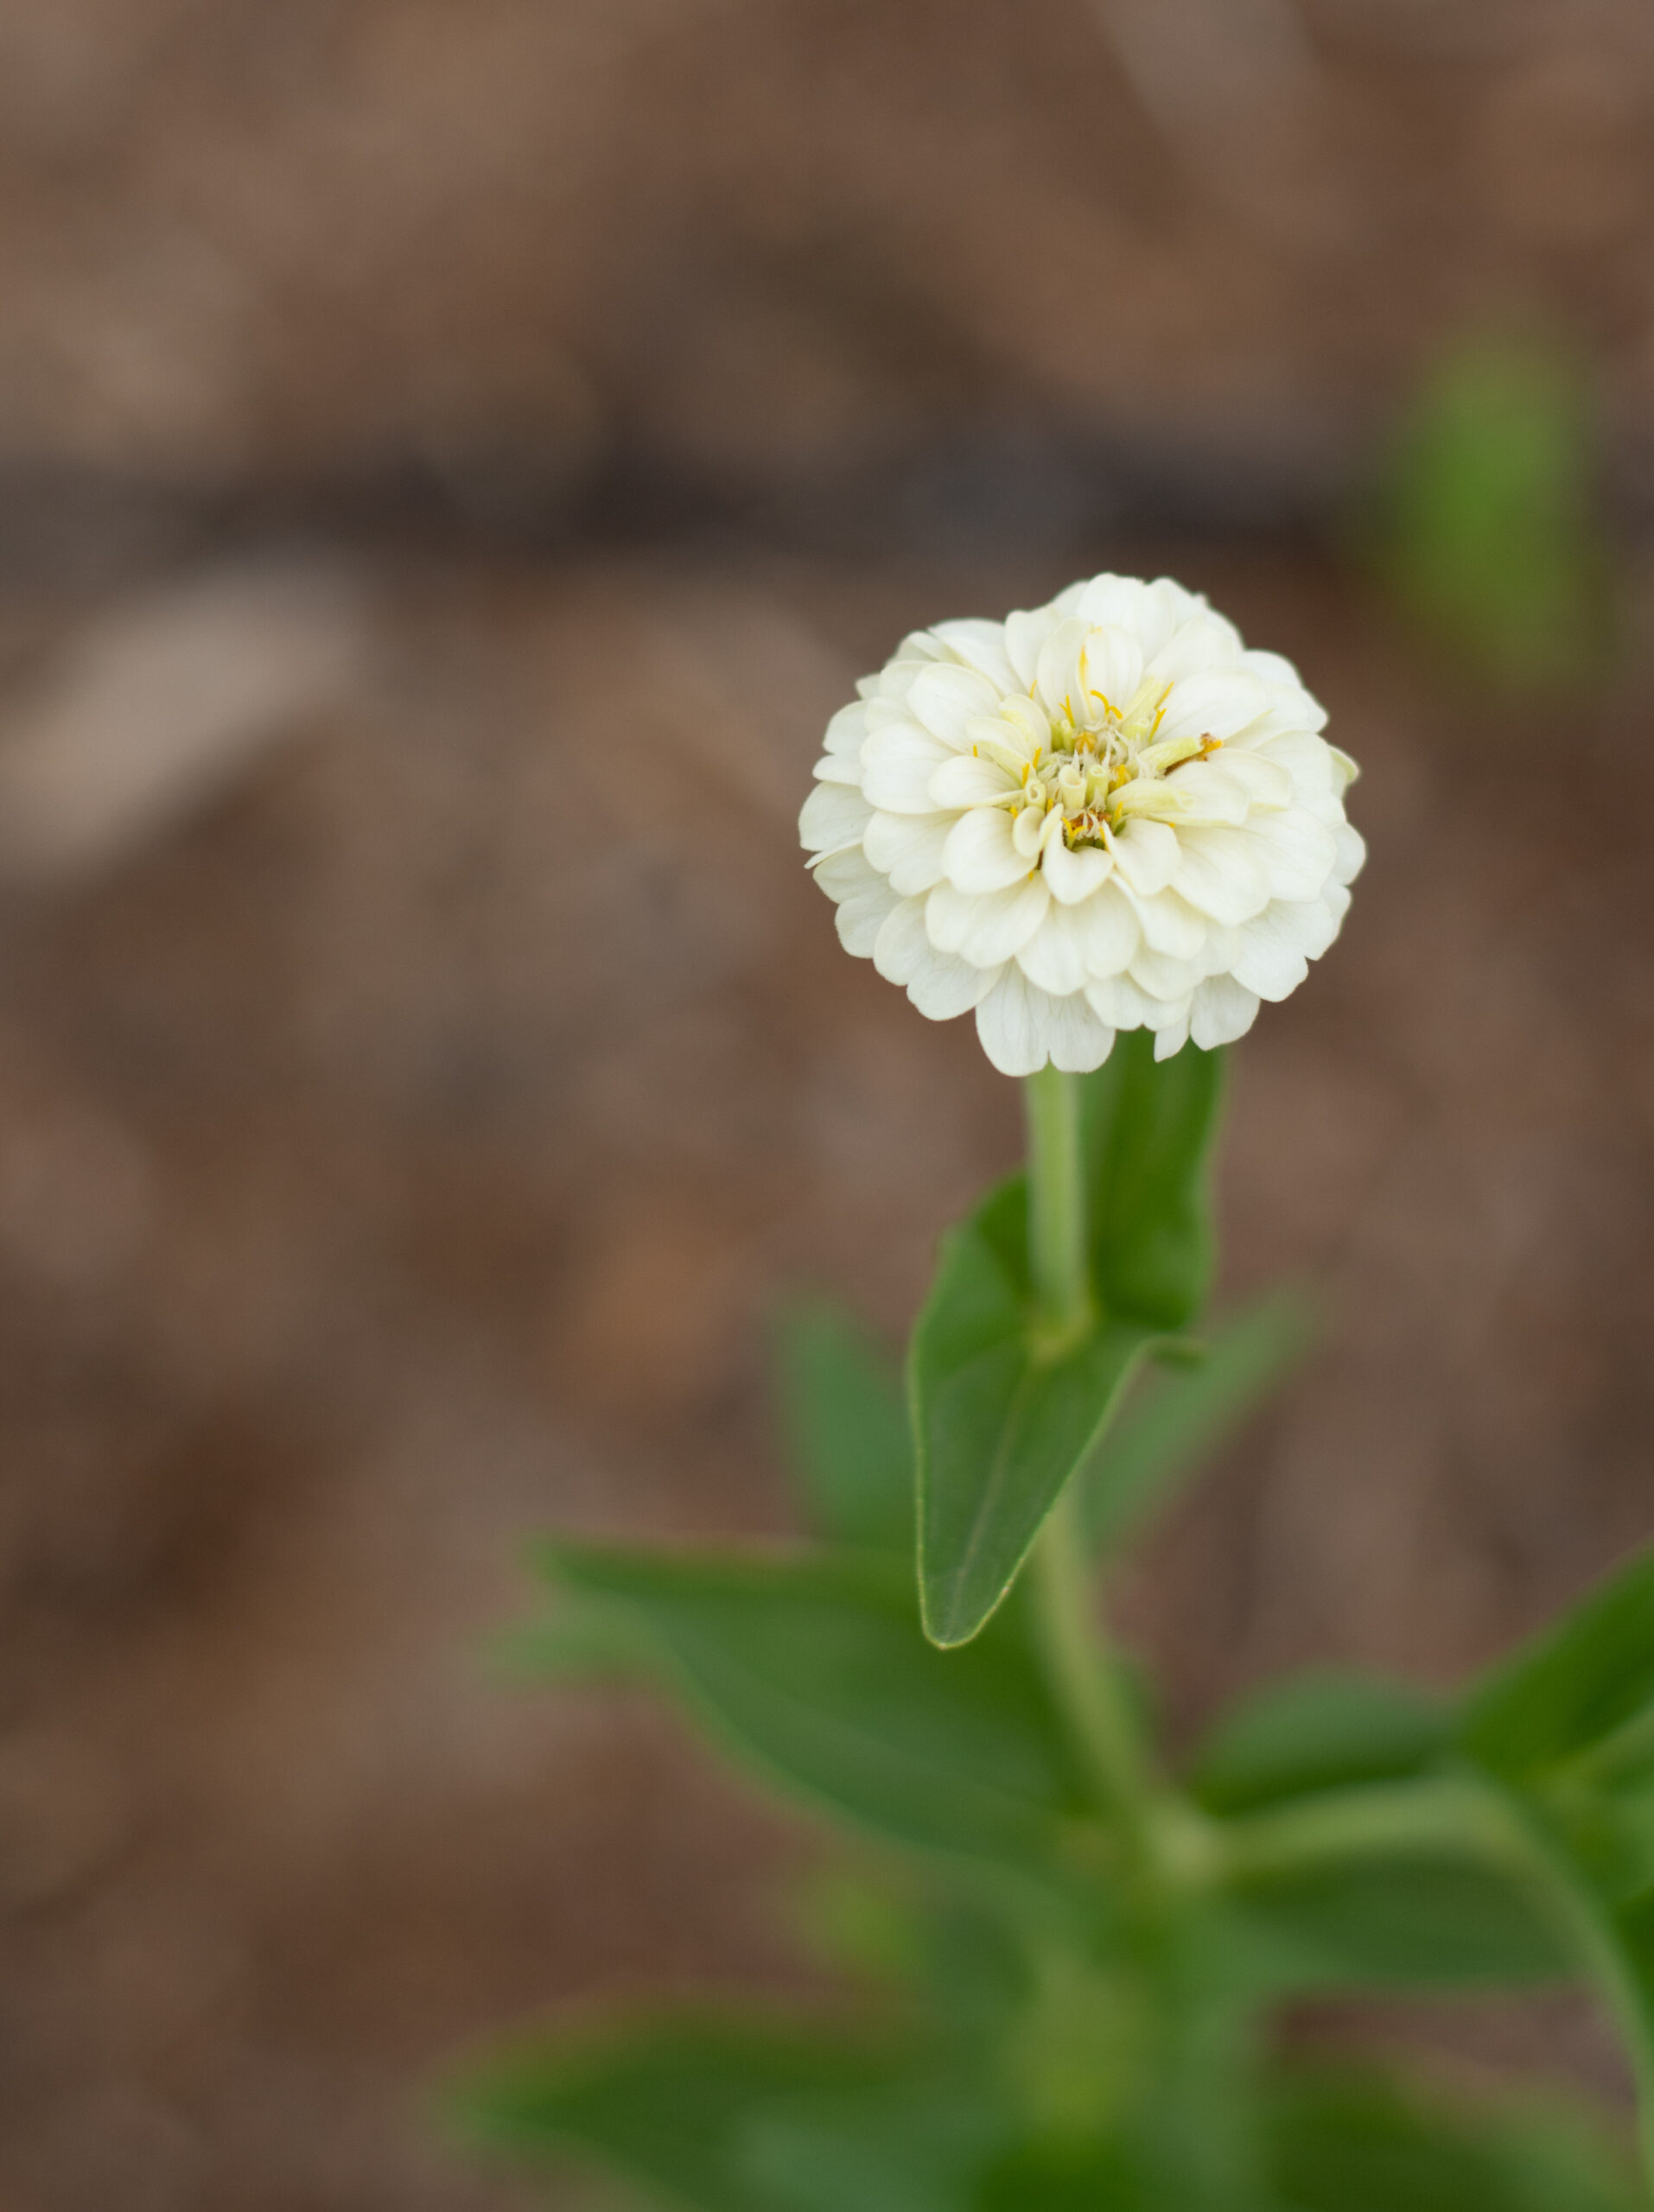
top-left (1372, 335), bottom-right (1614, 691)
top-left (455, 576), bottom-right (1652, 2209)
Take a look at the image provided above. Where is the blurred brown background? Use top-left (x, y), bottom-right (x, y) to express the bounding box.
top-left (4, 2), bottom-right (1654, 2205)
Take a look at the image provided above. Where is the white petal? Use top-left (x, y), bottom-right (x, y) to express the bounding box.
top-left (818, 848), bottom-right (900, 955)
top-left (942, 806), bottom-right (1030, 893)
top-left (1153, 1005), bottom-right (1193, 1060)
top-left (1209, 748), bottom-right (1292, 810)
top-left (1252, 731), bottom-right (1335, 796)
top-left (929, 619), bottom-right (1019, 691)
top-left (822, 702), bottom-right (871, 758)
top-left (861, 725), bottom-right (953, 815)
top-left (1333, 821), bottom-right (1367, 886)
top-left (1122, 885), bottom-right (1207, 959)
top-left (1173, 826), bottom-right (1274, 926)
top-left (1004, 605), bottom-right (1065, 690)
top-left (930, 752), bottom-right (1020, 809)
top-left (1041, 836), bottom-right (1113, 906)
top-left (1106, 817), bottom-right (1180, 894)
top-left (811, 751), bottom-right (864, 786)
top-left (1135, 762), bottom-right (1250, 828)
top-left (1146, 610), bottom-right (1244, 684)
top-left (1238, 648), bottom-right (1303, 688)
top-left (926, 876), bottom-right (1050, 966)
top-left (1078, 625), bottom-right (1144, 718)
top-left (875, 899), bottom-right (998, 1018)
top-left (1250, 809), bottom-right (1339, 900)
top-left (1154, 672), bottom-right (1271, 746)
top-left (1034, 618), bottom-right (1094, 724)
top-left (1046, 990), bottom-right (1115, 1074)
top-left (1327, 746), bottom-right (1360, 792)
top-left (1131, 946), bottom-right (1204, 1001)
top-left (1085, 972), bottom-right (1182, 1031)
top-left (864, 809), bottom-right (952, 896)
top-left (907, 664), bottom-right (1002, 749)
top-left (1016, 902), bottom-right (1092, 995)
top-left (1229, 906), bottom-right (1312, 1000)
top-left (1190, 975), bottom-right (1261, 1049)
top-left (976, 966), bottom-right (1048, 1076)
top-left (1072, 575), bottom-right (1170, 658)
top-left (1076, 883), bottom-right (1141, 977)
top-left (800, 781), bottom-right (872, 855)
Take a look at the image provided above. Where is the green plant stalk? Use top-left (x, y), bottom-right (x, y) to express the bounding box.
top-left (1024, 1067), bottom-right (1157, 1845)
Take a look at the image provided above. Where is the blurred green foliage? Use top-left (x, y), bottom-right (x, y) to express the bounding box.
top-left (1373, 335), bottom-right (1614, 690)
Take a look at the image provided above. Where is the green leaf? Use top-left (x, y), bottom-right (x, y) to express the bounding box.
top-left (912, 1040), bottom-right (1225, 1649)
top-left (1190, 1672), bottom-right (1449, 1816)
top-left (1083, 1290), bottom-right (1313, 1550)
top-left (1217, 1854), bottom-right (1568, 1994)
top-left (1265, 2070), bottom-right (1640, 2212)
top-left (455, 2015), bottom-right (939, 2212)
top-left (773, 1300), bottom-right (913, 1552)
top-left (1460, 1541), bottom-right (1654, 1783)
top-left (1081, 1031), bottom-right (1225, 1331)
top-left (913, 1175), bottom-right (1152, 1648)
top-left (538, 1541), bottom-right (1090, 1865)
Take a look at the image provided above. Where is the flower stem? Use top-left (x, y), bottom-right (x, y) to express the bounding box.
top-left (1023, 1067), bottom-right (1155, 1842)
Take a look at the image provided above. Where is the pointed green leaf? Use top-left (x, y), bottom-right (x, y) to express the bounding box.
top-left (913, 1041), bottom-right (1225, 1648)
top-left (1190, 1671), bottom-right (1449, 1816)
top-left (538, 1542), bottom-right (1090, 1865)
top-left (1460, 1541), bottom-right (1654, 1783)
top-left (774, 1300), bottom-right (913, 1552)
top-left (1082, 1289), bottom-right (1313, 1550)
top-left (1082, 1032), bottom-right (1225, 1329)
top-left (913, 1176), bottom-right (1150, 1647)
top-left (1265, 2071), bottom-right (1640, 2212)
top-left (456, 2016), bottom-right (916, 2212)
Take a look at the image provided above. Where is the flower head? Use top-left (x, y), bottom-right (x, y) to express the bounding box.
top-left (800, 573), bottom-right (1363, 1075)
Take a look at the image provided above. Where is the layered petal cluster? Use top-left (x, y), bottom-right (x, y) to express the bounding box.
top-left (800, 573), bottom-right (1363, 1076)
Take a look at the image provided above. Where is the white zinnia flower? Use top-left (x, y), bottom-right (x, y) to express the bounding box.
top-left (799, 573), bottom-right (1363, 1077)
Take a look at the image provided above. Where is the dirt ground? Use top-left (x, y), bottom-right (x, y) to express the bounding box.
top-left (0, 530), bottom-right (1650, 2207)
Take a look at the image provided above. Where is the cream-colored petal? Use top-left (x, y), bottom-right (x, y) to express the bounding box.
top-left (1121, 884), bottom-right (1207, 959)
top-left (1015, 902), bottom-right (1092, 995)
top-left (1072, 575), bottom-right (1167, 657)
top-left (1085, 972), bottom-right (1181, 1032)
top-left (929, 619), bottom-right (1019, 692)
top-left (875, 899), bottom-right (998, 1018)
top-left (1131, 945), bottom-right (1204, 1001)
top-left (1152, 1004), bottom-right (1193, 1060)
top-left (864, 809), bottom-right (953, 895)
top-left (1046, 988), bottom-right (1115, 1073)
top-left (1107, 817), bottom-right (1180, 895)
top-left (1209, 748), bottom-right (1292, 810)
top-left (822, 702), bottom-right (870, 758)
top-left (1250, 808), bottom-right (1339, 900)
top-left (930, 752), bottom-right (1020, 810)
top-left (942, 805), bottom-right (1030, 894)
top-left (907, 663), bottom-right (1002, 749)
top-left (818, 847), bottom-right (900, 955)
top-left (1075, 883), bottom-right (1141, 977)
top-left (1229, 906), bottom-right (1311, 1001)
top-left (1041, 836), bottom-right (1113, 906)
top-left (1153, 672), bottom-right (1271, 746)
top-left (800, 780), bottom-right (873, 855)
top-left (926, 876), bottom-right (1050, 966)
top-left (1004, 604), bottom-right (1065, 690)
top-left (975, 965), bottom-right (1048, 1077)
top-left (1077, 625), bottom-right (1144, 720)
top-left (861, 725), bottom-right (953, 815)
top-left (1145, 609), bottom-right (1244, 684)
top-left (1333, 821), bottom-right (1366, 886)
top-left (811, 752), bottom-right (864, 787)
top-left (1173, 826), bottom-right (1274, 926)
top-left (1034, 617), bottom-right (1095, 725)
top-left (1190, 975), bottom-right (1261, 1049)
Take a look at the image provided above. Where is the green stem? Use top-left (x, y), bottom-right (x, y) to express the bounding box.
top-left (1023, 1068), bottom-right (1155, 1842)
